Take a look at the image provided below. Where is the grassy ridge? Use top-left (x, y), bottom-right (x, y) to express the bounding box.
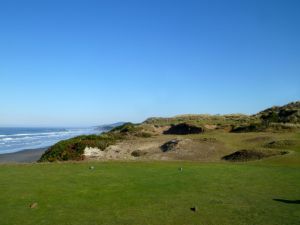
top-left (144, 114), bottom-right (259, 127)
top-left (39, 101), bottom-right (300, 162)
top-left (145, 101), bottom-right (300, 131)
top-left (39, 125), bottom-right (300, 162)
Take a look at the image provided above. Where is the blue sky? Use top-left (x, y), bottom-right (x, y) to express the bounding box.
top-left (0, 0), bottom-right (299, 126)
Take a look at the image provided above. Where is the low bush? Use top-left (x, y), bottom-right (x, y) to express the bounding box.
top-left (131, 150), bottom-right (147, 157)
top-left (222, 149), bottom-right (288, 162)
top-left (110, 123), bottom-right (139, 133)
top-left (163, 123), bottom-right (204, 135)
top-left (264, 140), bottom-right (296, 148)
top-left (38, 133), bottom-right (123, 162)
top-left (230, 123), bottom-right (265, 133)
top-left (111, 123), bottom-right (152, 137)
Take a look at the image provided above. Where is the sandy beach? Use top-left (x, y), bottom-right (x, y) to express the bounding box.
top-left (0, 148), bottom-right (47, 163)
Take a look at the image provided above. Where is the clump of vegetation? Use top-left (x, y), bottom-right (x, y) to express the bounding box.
top-left (230, 123), bottom-right (265, 133)
top-left (160, 139), bottom-right (179, 152)
top-left (111, 123), bottom-right (139, 133)
top-left (230, 121), bottom-right (300, 133)
top-left (265, 123), bottom-right (300, 131)
top-left (243, 136), bottom-right (271, 143)
top-left (39, 140), bottom-right (86, 162)
top-left (200, 137), bottom-right (217, 142)
top-left (264, 140), bottom-right (296, 149)
top-left (111, 122), bottom-right (152, 138)
top-left (257, 101), bottom-right (300, 124)
top-left (39, 133), bottom-right (123, 162)
top-left (131, 150), bottom-right (147, 157)
top-left (222, 149), bottom-right (288, 162)
top-left (163, 123), bottom-right (204, 135)
top-left (134, 132), bottom-right (152, 138)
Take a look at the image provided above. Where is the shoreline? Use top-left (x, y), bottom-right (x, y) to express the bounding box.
top-left (0, 147), bottom-right (48, 163)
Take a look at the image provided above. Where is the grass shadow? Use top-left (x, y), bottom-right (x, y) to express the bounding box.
top-left (273, 199), bottom-right (300, 204)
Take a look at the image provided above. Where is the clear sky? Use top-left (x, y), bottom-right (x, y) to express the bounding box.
top-left (0, 0), bottom-right (299, 127)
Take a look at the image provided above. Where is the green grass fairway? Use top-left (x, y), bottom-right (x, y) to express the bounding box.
top-left (1, 159), bottom-right (300, 225)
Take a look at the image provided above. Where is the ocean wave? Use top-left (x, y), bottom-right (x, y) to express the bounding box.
top-left (1, 138), bottom-right (14, 141)
top-left (0, 131), bottom-right (68, 137)
top-left (0, 129), bottom-right (91, 138)
top-left (0, 132), bottom-right (80, 141)
top-left (0, 127), bottom-right (98, 154)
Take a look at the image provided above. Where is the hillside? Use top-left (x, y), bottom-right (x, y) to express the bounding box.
top-left (3, 102), bottom-right (300, 225)
top-left (144, 101), bottom-right (300, 128)
top-left (143, 113), bottom-right (257, 127)
top-left (257, 101), bottom-right (300, 124)
top-left (95, 122), bottom-right (127, 132)
top-left (39, 101), bottom-right (300, 162)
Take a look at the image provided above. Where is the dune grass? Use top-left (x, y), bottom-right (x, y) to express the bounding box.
top-left (0, 159), bottom-right (300, 225)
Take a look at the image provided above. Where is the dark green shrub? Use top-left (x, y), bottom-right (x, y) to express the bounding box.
top-left (230, 123), bottom-right (265, 133)
top-left (110, 123), bottom-right (136, 132)
top-left (131, 150), bottom-right (147, 157)
top-left (38, 133), bottom-right (123, 162)
top-left (163, 123), bottom-right (204, 135)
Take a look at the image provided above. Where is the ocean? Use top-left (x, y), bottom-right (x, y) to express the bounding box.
top-left (0, 127), bottom-right (99, 154)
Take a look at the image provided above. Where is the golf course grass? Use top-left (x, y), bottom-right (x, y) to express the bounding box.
top-left (1, 158), bottom-right (300, 225)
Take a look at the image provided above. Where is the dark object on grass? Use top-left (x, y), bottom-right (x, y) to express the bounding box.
top-left (160, 139), bottom-right (179, 152)
top-left (201, 137), bottom-right (217, 142)
top-left (163, 123), bottom-right (204, 135)
top-left (264, 140), bottom-right (295, 148)
top-left (273, 199), bottom-right (300, 204)
top-left (230, 124), bottom-right (264, 133)
top-left (89, 166), bottom-right (94, 170)
top-left (190, 206), bottom-right (198, 212)
top-left (131, 150), bottom-right (147, 157)
top-left (179, 167), bottom-right (183, 172)
top-left (29, 202), bottom-right (38, 209)
top-left (222, 149), bottom-right (288, 162)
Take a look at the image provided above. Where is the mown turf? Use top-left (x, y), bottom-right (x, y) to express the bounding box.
top-left (0, 160), bottom-right (300, 225)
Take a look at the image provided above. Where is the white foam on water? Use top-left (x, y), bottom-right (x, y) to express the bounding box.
top-left (0, 128), bottom-right (99, 154)
top-left (2, 138), bottom-right (13, 141)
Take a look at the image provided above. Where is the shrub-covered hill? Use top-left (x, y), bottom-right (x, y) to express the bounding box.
top-left (257, 101), bottom-right (300, 124)
top-left (144, 101), bottom-right (300, 133)
top-left (231, 101), bottom-right (300, 133)
top-left (38, 133), bottom-right (123, 162)
top-left (38, 123), bottom-right (153, 162)
top-left (144, 101), bottom-right (300, 128)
